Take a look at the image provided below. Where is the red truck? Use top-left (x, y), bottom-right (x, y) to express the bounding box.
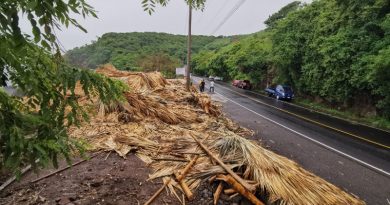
top-left (232, 80), bottom-right (252, 90)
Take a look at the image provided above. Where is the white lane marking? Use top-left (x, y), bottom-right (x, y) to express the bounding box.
top-left (228, 84), bottom-right (390, 134)
top-left (215, 83), bottom-right (390, 149)
top-left (214, 92), bottom-right (390, 177)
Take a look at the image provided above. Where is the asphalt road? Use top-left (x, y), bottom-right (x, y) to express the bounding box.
top-left (193, 77), bottom-right (390, 205)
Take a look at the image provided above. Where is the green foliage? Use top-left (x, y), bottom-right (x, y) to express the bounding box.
top-left (192, 32), bottom-right (273, 87)
top-left (65, 32), bottom-right (223, 70)
top-left (272, 0), bottom-right (390, 117)
top-left (1, 0), bottom-right (126, 175)
top-left (264, 1), bottom-right (302, 28)
top-left (192, 0), bottom-right (390, 120)
top-left (141, 0), bottom-right (206, 14)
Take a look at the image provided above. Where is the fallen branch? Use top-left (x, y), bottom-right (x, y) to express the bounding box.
top-left (152, 158), bottom-right (190, 162)
top-left (31, 152), bottom-right (101, 184)
top-left (144, 178), bottom-right (171, 205)
top-left (213, 182), bottom-right (223, 205)
top-left (191, 135), bottom-right (256, 192)
top-left (216, 174), bottom-right (264, 205)
top-left (0, 165), bottom-right (32, 192)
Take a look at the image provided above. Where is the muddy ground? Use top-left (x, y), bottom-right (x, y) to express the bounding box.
top-left (0, 151), bottom-right (251, 205)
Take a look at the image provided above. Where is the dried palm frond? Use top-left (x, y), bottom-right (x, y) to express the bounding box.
top-left (67, 66), bottom-right (364, 205)
top-left (214, 134), bottom-right (364, 205)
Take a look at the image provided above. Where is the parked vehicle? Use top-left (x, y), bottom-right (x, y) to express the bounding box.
top-left (239, 80), bottom-right (252, 90)
top-left (232, 80), bottom-right (242, 87)
top-left (232, 80), bottom-right (252, 90)
top-left (208, 75), bottom-right (215, 81)
top-left (265, 85), bottom-right (294, 100)
top-left (214, 76), bottom-right (223, 81)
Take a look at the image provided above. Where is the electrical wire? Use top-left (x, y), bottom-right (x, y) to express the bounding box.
top-left (203, 0), bottom-right (231, 31)
top-left (210, 0), bottom-right (247, 35)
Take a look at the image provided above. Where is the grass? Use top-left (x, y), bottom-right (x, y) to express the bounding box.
top-left (294, 97), bottom-right (390, 131)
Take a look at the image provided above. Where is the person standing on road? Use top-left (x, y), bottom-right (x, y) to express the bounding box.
top-left (199, 79), bottom-right (205, 92)
top-left (210, 80), bottom-right (215, 93)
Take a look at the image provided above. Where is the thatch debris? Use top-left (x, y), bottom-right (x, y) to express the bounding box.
top-left (68, 64), bottom-right (365, 205)
top-left (216, 174), bottom-right (264, 205)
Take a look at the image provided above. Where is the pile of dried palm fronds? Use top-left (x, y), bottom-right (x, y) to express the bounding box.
top-left (69, 64), bottom-right (364, 205)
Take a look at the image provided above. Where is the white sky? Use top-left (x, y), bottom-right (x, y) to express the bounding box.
top-left (20, 0), bottom-right (311, 50)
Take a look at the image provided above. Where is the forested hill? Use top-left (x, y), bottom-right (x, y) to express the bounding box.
top-left (65, 32), bottom-right (234, 70)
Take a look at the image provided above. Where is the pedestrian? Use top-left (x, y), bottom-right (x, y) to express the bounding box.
top-left (199, 79), bottom-right (205, 92)
top-left (210, 80), bottom-right (215, 93)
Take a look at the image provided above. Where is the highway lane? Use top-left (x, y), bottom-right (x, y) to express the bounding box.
top-left (217, 81), bottom-right (390, 149)
top-left (193, 77), bottom-right (390, 205)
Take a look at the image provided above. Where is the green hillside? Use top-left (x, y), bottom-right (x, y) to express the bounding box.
top-left (65, 32), bottom-right (233, 71)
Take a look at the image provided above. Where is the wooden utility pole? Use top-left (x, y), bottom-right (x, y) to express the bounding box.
top-left (186, 1), bottom-right (192, 91)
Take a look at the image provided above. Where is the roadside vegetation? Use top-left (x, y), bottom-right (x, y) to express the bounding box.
top-left (191, 0), bottom-right (390, 127)
top-left (0, 0), bottom-right (128, 175)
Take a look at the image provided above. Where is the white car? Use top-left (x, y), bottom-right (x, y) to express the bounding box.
top-left (214, 76), bottom-right (223, 81)
top-left (208, 75), bottom-right (215, 81)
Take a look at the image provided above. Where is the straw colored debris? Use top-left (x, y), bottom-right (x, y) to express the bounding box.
top-left (69, 64), bottom-right (365, 205)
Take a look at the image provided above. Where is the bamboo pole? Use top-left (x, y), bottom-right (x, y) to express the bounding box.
top-left (174, 172), bottom-right (194, 200)
top-left (176, 155), bottom-right (199, 181)
top-left (144, 178), bottom-right (171, 205)
top-left (224, 188), bottom-right (237, 195)
top-left (216, 174), bottom-right (264, 205)
top-left (213, 182), bottom-right (223, 205)
top-left (191, 135), bottom-right (256, 192)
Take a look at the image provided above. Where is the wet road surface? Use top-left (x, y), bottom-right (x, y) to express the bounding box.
top-left (193, 77), bottom-right (390, 205)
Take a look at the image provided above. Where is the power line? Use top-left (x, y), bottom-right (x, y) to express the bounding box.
top-left (210, 0), bottom-right (247, 35)
top-left (204, 0), bottom-right (231, 30)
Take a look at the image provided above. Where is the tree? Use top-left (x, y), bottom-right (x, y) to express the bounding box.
top-left (0, 0), bottom-right (126, 175)
top-left (264, 1), bottom-right (301, 28)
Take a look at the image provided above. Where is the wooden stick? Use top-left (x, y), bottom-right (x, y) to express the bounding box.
top-left (224, 188), bottom-right (236, 195)
top-left (170, 153), bottom-right (186, 158)
top-left (174, 172), bottom-right (194, 200)
top-left (229, 193), bottom-right (239, 200)
top-left (144, 178), bottom-right (171, 205)
top-left (104, 151), bottom-right (112, 161)
top-left (216, 174), bottom-right (264, 205)
top-left (31, 152), bottom-right (101, 183)
top-left (152, 158), bottom-right (190, 162)
top-left (0, 164), bottom-right (31, 192)
top-left (176, 155), bottom-right (199, 181)
top-left (191, 135), bottom-right (255, 192)
top-left (208, 175), bottom-right (217, 184)
top-left (213, 182), bottom-right (223, 205)
top-left (177, 152), bottom-right (202, 155)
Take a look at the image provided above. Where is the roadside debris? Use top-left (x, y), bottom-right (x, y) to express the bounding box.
top-left (66, 64), bottom-right (364, 205)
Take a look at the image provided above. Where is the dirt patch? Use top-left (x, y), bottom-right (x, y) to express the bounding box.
top-left (0, 152), bottom-right (180, 205)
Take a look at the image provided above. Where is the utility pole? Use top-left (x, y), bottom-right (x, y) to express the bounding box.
top-left (186, 1), bottom-right (192, 91)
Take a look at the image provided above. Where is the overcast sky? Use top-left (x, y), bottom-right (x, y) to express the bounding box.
top-left (21, 0), bottom-right (311, 50)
